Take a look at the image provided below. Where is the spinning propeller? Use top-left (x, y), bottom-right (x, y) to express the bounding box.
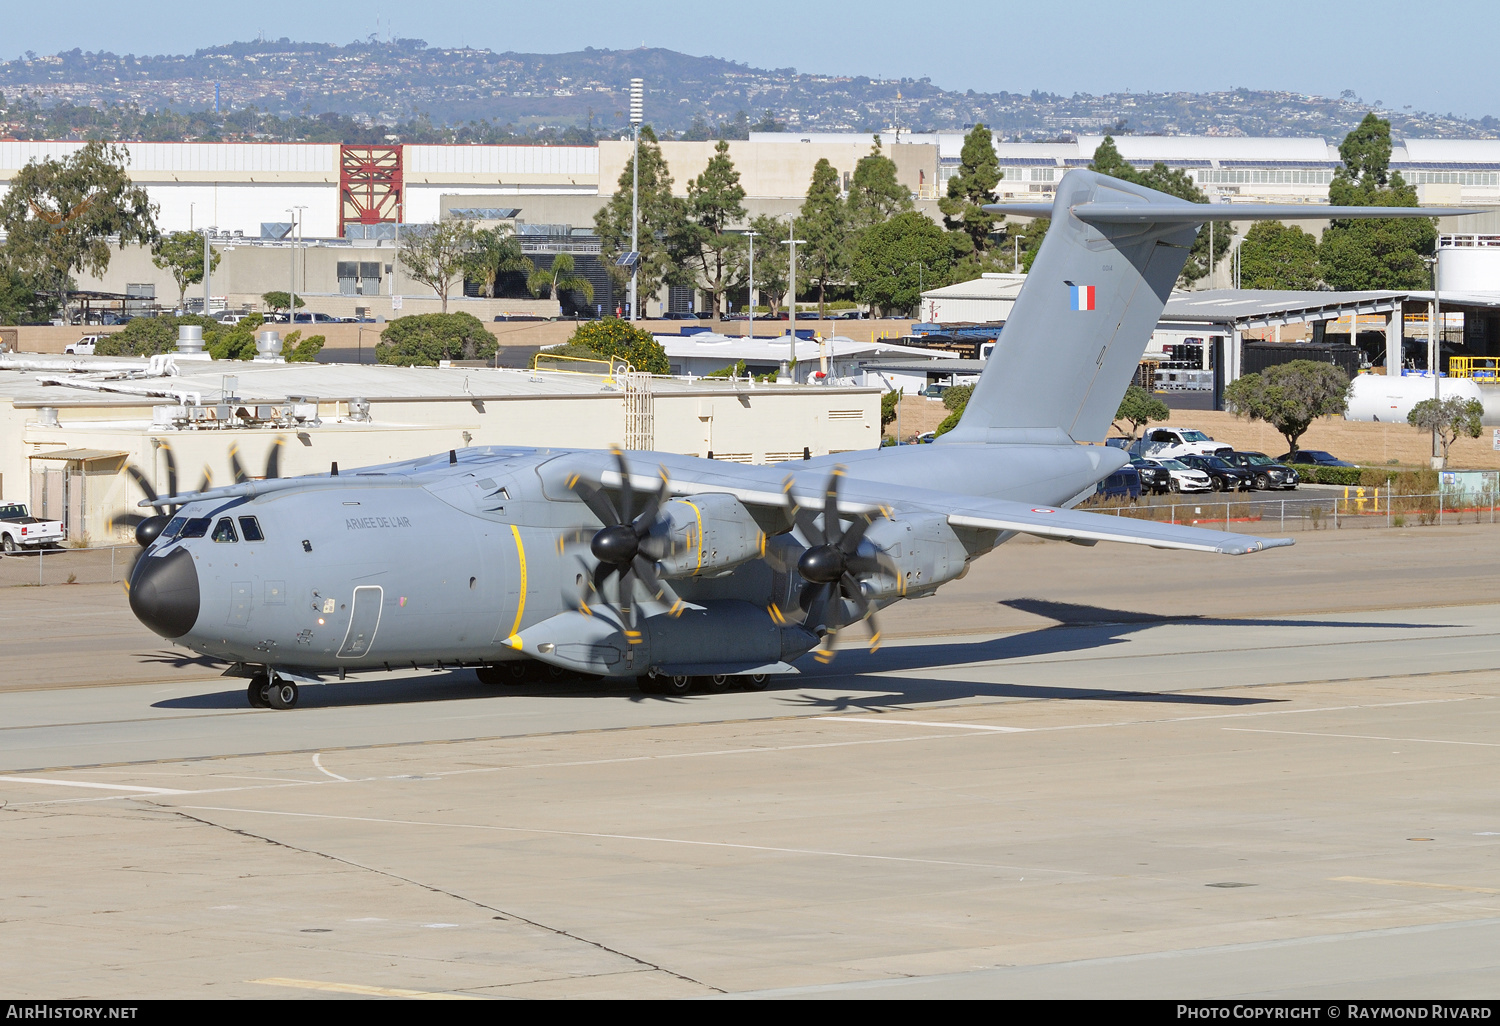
top-left (566, 446), bottom-right (685, 640)
top-left (773, 467), bottom-right (897, 662)
top-left (110, 439), bottom-right (284, 556)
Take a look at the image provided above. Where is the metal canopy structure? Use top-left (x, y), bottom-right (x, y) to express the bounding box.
top-left (1160, 289), bottom-right (1410, 331)
top-left (27, 448), bottom-right (129, 462)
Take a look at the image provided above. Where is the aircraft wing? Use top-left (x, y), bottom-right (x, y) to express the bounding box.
top-left (604, 464), bottom-right (1291, 556)
top-left (946, 498), bottom-right (1290, 555)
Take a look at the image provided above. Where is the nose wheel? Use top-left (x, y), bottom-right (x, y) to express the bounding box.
top-left (246, 672), bottom-right (299, 710)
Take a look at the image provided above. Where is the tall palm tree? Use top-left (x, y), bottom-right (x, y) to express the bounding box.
top-left (527, 252), bottom-right (595, 309)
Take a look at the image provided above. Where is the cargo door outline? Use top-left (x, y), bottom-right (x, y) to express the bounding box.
top-left (337, 585), bottom-right (384, 658)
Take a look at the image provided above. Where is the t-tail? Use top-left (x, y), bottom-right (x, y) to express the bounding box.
top-left (938, 168), bottom-right (1475, 447)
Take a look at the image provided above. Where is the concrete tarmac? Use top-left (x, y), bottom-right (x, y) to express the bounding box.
top-left (2, 526), bottom-right (1500, 998)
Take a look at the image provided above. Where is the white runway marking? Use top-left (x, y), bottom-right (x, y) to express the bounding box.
top-left (312, 753), bottom-right (349, 781)
top-left (0, 775), bottom-right (190, 794)
top-left (815, 716), bottom-right (1029, 732)
top-left (172, 804), bottom-right (1082, 874)
top-left (1224, 728), bottom-right (1500, 748)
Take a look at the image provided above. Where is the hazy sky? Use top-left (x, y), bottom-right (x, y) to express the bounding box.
top-left (8, 0), bottom-right (1496, 121)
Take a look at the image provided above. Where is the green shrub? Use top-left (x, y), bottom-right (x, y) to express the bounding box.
top-left (376, 312), bottom-right (495, 366)
top-left (285, 330), bottom-right (324, 363)
top-left (564, 318), bottom-right (669, 375)
top-left (942, 383), bottom-right (974, 412)
top-left (95, 313), bottom-right (217, 356)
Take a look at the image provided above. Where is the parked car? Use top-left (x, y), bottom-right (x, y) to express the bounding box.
top-left (1221, 451), bottom-right (1299, 490)
top-left (1095, 464), bottom-right (1142, 501)
top-left (289, 311), bottom-right (338, 324)
top-left (1178, 453), bottom-right (1253, 492)
top-left (1277, 449), bottom-right (1355, 468)
top-left (921, 384), bottom-right (950, 400)
top-left (1129, 458), bottom-right (1173, 495)
top-left (917, 431), bottom-right (937, 444)
top-left (1143, 457), bottom-right (1213, 493)
top-left (0, 502), bottom-right (65, 552)
top-left (64, 334), bottom-right (109, 355)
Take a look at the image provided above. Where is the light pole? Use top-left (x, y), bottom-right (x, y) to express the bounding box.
top-left (1427, 253), bottom-right (1444, 467)
top-left (391, 198), bottom-right (404, 304)
top-left (783, 232), bottom-right (806, 374)
top-left (1012, 233), bottom-right (1026, 271)
top-left (629, 78), bottom-right (643, 322)
top-left (202, 226), bottom-right (214, 318)
top-left (746, 229), bottom-right (757, 339)
top-left (285, 206), bottom-right (306, 323)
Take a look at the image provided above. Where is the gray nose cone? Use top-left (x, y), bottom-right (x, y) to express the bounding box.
top-left (129, 546), bottom-right (200, 639)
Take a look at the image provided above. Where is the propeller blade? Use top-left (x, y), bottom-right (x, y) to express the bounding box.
top-left (229, 445), bottom-right (248, 485)
top-left (110, 512), bottom-right (147, 531)
top-left (631, 554), bottom-right (683, 610)
top-left (612, 446), bottom-right (635, 524)
top-left (822, 468), bottom-right (845, 547)
top-left (632, 473), bottom-right (670, 538)
top-left (197, 468), bottom-right (213, 494)
top-left (126, 465), bottom-right (160, 508)
top-left (591, 560), bottom-right (613, 593)
top-left (264, 438), bottom-right (283, 479)
top-left (800, 581), bottom-right (834, 632)
top-left (570, 477), bottom-right (620, 527)
top-left (162, 443), bottom-right (177, 503)
top-left (839, 512), bottom-right (875, 556)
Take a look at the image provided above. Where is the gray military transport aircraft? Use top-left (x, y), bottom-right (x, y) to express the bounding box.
top-left (118, 169), bottom-right (1466, 708)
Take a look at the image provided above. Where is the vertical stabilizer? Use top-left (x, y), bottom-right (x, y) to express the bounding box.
top-left (940, 170), bottom-right (1465, 447)
top-left (940, 170), bottom-right (1194, 445)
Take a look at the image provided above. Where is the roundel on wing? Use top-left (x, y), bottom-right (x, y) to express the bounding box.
top-left (1031, 507), bottom-right (1056, 514)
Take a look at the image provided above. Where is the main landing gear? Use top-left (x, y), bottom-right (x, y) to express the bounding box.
top-left (636, 673), bottom-right (770, 695)
top-left (246, 671), bottom-right (299, 710)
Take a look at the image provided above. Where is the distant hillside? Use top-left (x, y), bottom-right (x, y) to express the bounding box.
top-left (1, 40), bottom-right (1495, 143)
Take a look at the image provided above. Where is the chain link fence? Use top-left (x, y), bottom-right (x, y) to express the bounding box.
top-left (0, 545), bottom-right (137, 588)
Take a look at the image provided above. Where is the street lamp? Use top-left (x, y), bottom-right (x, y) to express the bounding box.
top-left (746, 229), bottom-right (758, 339)
top-left (1012, 233), bottom-right (1026, 271)
top-left (286, 205), bottom-right (306, 323)
top-left (202, 226), bottom-right (214, 319)
top-left (783, 232), bottom-right (806, 372)
top-left (629, 78), bottom-right (643, 322)
top-left (1425, 253), bottom-right (1444, 467)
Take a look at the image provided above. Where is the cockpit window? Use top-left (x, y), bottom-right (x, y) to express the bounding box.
top-left (211, 517), bottom-right (238, 543)
top-left (238, 516), bottom-right (264, 542)
top-left (179, 517), bottom-right (211, 539)
top-left (160, 516), bottom-right (188, 542)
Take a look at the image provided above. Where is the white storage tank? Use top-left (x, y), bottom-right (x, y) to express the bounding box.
top-left (1346, 373), bottom-right (1496, 424)
top-left (1436, 238), bottom-right (1500, 292)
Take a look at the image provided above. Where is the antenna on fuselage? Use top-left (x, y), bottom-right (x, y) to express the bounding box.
top-left (330, 462), bottom-right (339, 476)
top-left (449, 449), bottom-right (457, 465)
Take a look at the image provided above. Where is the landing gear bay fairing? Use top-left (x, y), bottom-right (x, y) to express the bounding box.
top-left (121, 171), bottom-right (1468, 707)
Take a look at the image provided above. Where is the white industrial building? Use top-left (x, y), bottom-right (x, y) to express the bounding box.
top-left (0, 351), bottom-right (880, 546)
top-left (648, 332), bottom-right (957, 385)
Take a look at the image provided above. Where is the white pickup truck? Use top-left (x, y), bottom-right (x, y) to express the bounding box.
top-left (1130, 426), bottom-right (1234, 461)
top-left (0, 503), bottom-right (66, 552)
top-left (64, 334), bottom-right (109, 355)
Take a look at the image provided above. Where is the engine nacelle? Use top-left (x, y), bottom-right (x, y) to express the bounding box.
top-left (652, 493), bottom-right (766, 578)
top-left (859, 512), bottom-right (972, 599)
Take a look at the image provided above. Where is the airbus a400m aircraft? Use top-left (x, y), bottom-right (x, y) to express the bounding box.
top-left (120, 170), bottom-right (1462, 708)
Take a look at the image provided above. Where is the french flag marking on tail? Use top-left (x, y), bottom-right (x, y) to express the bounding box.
top-left (1069, 284), bottom-right (1095, 311)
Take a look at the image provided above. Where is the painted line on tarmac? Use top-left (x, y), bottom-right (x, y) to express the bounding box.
top-left (1223, 727), bottom-right (1500, 748)
top-left (171, 804), bottom-right (1084, 875)
top-left (1332, 876), bottom-right (1500, 895)
top-left (0, 774), bottom-right (191, 794)
top-left (814, 716), bottom-right (1029, 732)
top-left (251, 976), bottom-right (479, 999)
top-left (312, 753), bottom-right (350, 781)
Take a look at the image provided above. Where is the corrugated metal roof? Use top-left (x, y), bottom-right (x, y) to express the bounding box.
top-left (28, 447), bottom-right (129, 461)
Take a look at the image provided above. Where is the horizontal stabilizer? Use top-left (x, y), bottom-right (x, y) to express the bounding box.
top-left (982, 200), bottom-right (1481, 223)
